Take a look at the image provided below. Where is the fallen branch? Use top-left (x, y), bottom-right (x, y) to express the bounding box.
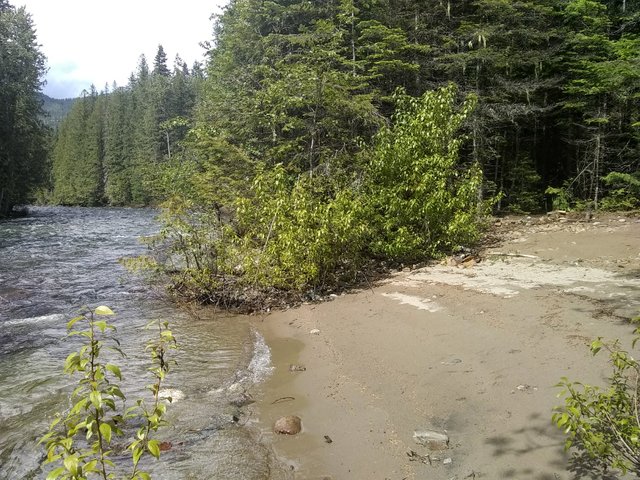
top-left (487, 252), bottom-right (538, 259)
top-left (271, 396), bottom-right (295, 404)
top-left (407, 450), bottom-right (431, 465)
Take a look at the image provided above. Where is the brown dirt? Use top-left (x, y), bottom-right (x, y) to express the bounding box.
top-left (253, 213), bottom-right (640, 479)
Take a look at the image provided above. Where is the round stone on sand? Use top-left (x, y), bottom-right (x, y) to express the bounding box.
top-left (274, 415), bottom-right (302, 435)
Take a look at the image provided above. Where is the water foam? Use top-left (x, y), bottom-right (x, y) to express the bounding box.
top-left (247, 331), bottom-right (274, 384)
top-left (1, 313), bottom-right (65, 329)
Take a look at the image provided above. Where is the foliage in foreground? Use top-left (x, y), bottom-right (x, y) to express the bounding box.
top-left (554, 318), bottom-right (640, 476)
top-left (40, 306), bottom-right (177, 480)
top-left (132, 85), bottom-right (491, 309)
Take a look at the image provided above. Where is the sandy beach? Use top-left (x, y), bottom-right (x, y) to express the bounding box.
top-left (252, 214), bottom-right (639, 479)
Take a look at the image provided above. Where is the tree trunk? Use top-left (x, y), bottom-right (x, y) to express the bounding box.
top-left (593, 131), bottom-right (601, 210)
top-left (351, 9), bottom-right (356, 76)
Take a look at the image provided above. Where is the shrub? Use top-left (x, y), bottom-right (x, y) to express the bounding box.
top-left (600, 171), bottom-right (640, 211)
top-left (40, 306), bottom-right (176, 480)
top-left (554, 319), bottom-right (640, 476)
top-left (236, 165), bottom-right (370, 291)
top-left (366, 84), bottom-right (489, 261)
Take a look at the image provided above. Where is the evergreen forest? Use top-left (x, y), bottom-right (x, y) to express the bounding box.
top-left (47, 0), bottom-right (640, 213)
top-left (2, 0), bottom-right (639, 303)
top-left (40, 94), bottom-right (76, 130)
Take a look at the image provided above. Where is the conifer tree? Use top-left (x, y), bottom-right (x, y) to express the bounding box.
top-left (52, 87), bottom-right (105, 205)
top-left (0, 2), bottom-right (48, 216)
top-left (153, 44), bottom-right (171, 76)
top-left (560, 0), bottom-right (640, 206)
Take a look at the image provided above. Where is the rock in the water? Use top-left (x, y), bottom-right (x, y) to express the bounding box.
top-left (413, 429), bottom-right (449, 450)
top-left (289, 364), bottom-right (306, 372)
top-left (274, 415), bottom-right (302, 435)
top-left (229, 392), bottom-right (254, 408)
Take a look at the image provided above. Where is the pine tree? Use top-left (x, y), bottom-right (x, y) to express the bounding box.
top-left (153, 44), bottom-right (171, 76)
top-left (52, 87), bottom-right (104, 205)
top-left (0, 2), bottom-right (49, 215)
top-left (103, 86), bottom-right (132, 204)
top-left (199, 0), bottom-right (382, 171)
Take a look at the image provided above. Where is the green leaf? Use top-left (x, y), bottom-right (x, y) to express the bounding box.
top-left (94, 305), bottom-right (115, 316)
top-left (557, 413), bottom-right (569, 427)
top-left (63, 455), bottom-right (79, 475)
top-left (89, 390), bottom-right (102, 408)
top-left (46, 466), bottom-right (67, 480)
top-left (83, 459), bottom-right (98, 473)
top-left (147, 439), bottom-right (161, 459)
top-left (109, 385), bottom-right (126, 400)
top-left (105, 364), bottom-right (122, 380)
top-left (66, 315), bottom-right (84, 330)
top-left (132, 446), bottom-right (144, 465)
top-left (100, 422), bottom-right (112, 444)
top-left (94, 320), bottom-right (108, 332)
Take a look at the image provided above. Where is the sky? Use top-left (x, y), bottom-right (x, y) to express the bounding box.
top-left (19, 0), bottom-right (229, 98)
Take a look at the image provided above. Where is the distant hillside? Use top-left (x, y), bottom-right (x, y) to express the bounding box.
top-left (39, 93), bottom-right (76, 130)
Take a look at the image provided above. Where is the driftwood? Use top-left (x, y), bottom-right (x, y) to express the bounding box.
top-left (271, 396), bottom-right (295, 404)
top-left (487, 252), bottom-right (538, 259)
top-left (407, 450), bottom-right (431, 465)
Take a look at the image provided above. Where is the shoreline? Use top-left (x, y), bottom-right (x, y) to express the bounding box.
top-left (252, 215), bottom-right (639, 479)
top-left (254, 292), bottom-right (421, 479)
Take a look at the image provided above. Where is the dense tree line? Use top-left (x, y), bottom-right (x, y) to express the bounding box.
top-left (192, 0), bottom-right (638, 212)
top-left (40, 94), bottom-right (75, 130)
top-left (0, 0), bottom-right (49, 217)
top-left (49, 0), bottom-right (640, 212)
top-left (51, 46), bottom-right (203, 206)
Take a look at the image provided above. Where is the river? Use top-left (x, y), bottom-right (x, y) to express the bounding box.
top-left (0, 206), bottom-right (289, 479)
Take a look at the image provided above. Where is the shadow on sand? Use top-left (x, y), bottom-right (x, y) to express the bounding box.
top-left (484, 412), bottom-right (626, 479)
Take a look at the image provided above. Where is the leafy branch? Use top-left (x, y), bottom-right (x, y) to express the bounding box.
top-left (553, 318), bottom-right (640, 476)
top-left (39, 306), bottom-right (177, 480)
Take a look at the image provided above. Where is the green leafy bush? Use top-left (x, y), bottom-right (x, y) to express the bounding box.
top-left (545, 185), bottom-right (573, 211)
top-left (554, 320), bottom-right (640, 476)
top-left (236, 165), bottom-right (370, 291)
top-left (367, 84), bottom-right (489, 261)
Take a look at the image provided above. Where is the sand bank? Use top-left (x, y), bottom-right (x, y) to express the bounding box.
top-left (254, 215), bottom-right (640, 479)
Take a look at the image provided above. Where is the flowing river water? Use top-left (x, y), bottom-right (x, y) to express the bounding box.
top-left (0, 207), bottom-right (290, 479)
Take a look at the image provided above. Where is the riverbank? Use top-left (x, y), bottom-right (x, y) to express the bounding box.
top-left (253, 213), bottom-right (640, 479)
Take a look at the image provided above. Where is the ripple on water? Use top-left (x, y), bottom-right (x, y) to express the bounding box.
top-left (0, 207), bottom-right (289, 479)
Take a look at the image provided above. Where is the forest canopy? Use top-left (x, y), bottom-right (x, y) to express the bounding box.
top-left (48, 0), bottom-right (640, 214)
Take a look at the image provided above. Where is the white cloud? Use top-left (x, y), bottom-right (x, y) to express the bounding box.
top-left (19, 0), bottom-right (228, 98)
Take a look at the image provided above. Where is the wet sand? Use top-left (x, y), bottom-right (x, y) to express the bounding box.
top-left (253, 214), bottom-right (640, 479)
